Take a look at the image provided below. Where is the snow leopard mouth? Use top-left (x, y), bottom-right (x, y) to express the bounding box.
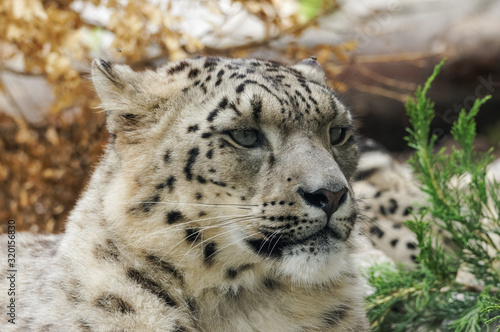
top-left (245, 226), bottom-right (343, 258)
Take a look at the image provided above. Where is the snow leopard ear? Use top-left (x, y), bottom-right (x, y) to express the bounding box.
top-left (92, 59), bottom-right (143, 112)
top-left (92, 59), bottom-right (159, 138)
top-left (291, 57), bottom-right (327, 85)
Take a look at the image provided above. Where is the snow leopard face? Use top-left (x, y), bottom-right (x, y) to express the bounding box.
top-left (92, 56), bottom-right (359, 285)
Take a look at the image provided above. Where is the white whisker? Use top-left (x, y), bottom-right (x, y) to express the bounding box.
top-left (127, 200), bottom-right (257, 209)
top-left (268, 232), bottom-right (286, 258)
top-left (126, 215), bottom-right (255, 248)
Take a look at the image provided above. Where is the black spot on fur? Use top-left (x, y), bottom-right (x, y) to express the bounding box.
top-left (127, 268), bottom-right (177, 307)
top-left (79, 319), bottom-right (93, 331)
top-left (308, 95), bottom-right (318, 105)
top-left (236, 79), bottom-right (259, 94)
top-left (407, 242), bottom-right (417, 250)
top-left (188, 68), bottom-right (200, 79)
top-left (203, 57), bottom-right (219, 70)
top-left (167, 61), bottom-right (188, 75)
top-left (323, 303), bottom-right (350, 327)
top-left (164, 150), bottom-right (172, 164)
top-left (301, 82), bottom-right (312, 94)
top-left (146, 255), bottom-right (184, 284)
top-left (207, 97), bottom-right (228, 122)
top-left (199, 82), bottom-right (207, 94)
top-left (236, 83), bottom-right (245, 93)
top-left (262, 278), bottom-right (280, 290)
top-left (184, 148), bottom-right (199, 181)
top-left (94, 239), bottom-right (120, 261)
top-left (206, 149), bottom-right (213, 159)
top-left (203, 242), bottom-right (217, 265)
top-left (185, 228), bottom-right (201, 242)
top-left (95, 293), bottom-right (134, 314)
top-left (167, 211), bottom-right (184, 224)
top-left (196, 175), bottom-right (207, 184)
top-left (246, 235), bottom-right (287, 258)
top-left (195, 192), bottom-right (203, 200)
top-left (132, 194), bottom-right (159, 213)
top-left (166, 176), bottom-right (176, 192)
top-left (411, 254), bottom-right (418, 263)
top-left (64, 279), bottom-right (82, 303)
top-left (121, 113), bottom-right (140, 126)
top-left (229, 102), bottom-right (241, 116)
top-left (374, 191), bottom-right (382, 198)
top-left (268, 154), bottom-right (275, 167)
top-left (187, 297), bottom-right (197, 314)
top-left (226, 264), bottom-right (252, 279)
top-left (388, 198), bottom-right (398, 214)
top-left (403, 206), bottom-right (413, 216)
top-left (210, 180), bottom-right (227, 187)
top-left (369, 225), bottom-right (384, 238)
top-left (218, 97), bottom-right (228, 109)
top-left (187, 125), bottom-right (199, 133)
top-left (295, 90), bottom-right (307, 104)
top-left (251, 97), bottom-right (262, 121)
top-left (173, 323), bottom-right (189, 332)
top-left (390, 239), bottom-right (399, 247)
top-left (226, 268), bottom-right (238, 279)
top-left (379, 205), bottom-right (387, 216)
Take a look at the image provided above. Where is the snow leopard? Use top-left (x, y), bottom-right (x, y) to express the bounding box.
top-left (0, 56), bottom-right (369, 331)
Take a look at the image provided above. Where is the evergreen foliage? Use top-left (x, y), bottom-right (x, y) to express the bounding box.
top-left (366, 59), bottom-right (500, 331)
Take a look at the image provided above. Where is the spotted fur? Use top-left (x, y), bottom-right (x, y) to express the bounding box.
top-left (352, 139), bottom-right (425, 265)
top-left (353, 139), bottom-right (500, 271)
top-left (0, 57), bottom-right (368, 331)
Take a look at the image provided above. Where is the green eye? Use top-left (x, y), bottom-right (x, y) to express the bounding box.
top-left (229, 130), bottom-right (260, 147)
top-left (329, 127), bottom-right (348, 146)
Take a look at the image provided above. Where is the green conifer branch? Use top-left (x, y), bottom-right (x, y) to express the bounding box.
top-left (366, 59), bottom-right (500, 331)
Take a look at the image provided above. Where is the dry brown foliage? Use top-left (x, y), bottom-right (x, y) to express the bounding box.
top-left (0, 108), bottom-right (106, 233)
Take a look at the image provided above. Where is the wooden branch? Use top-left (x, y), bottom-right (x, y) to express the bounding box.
top-left (349, 81), bottom-right (410, 103)
top-left (356, 64), bottom-right (417, 90)
top-left (1, 66), bottom-right (45, 77)
top-left (354, 52), bottom-right (440, 65)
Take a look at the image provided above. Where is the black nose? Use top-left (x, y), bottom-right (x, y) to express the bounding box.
top-left (298, 187), bottom-right (348, 219)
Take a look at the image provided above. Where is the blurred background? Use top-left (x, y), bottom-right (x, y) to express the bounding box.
top-left (1, 0), bottom-right (499, 234)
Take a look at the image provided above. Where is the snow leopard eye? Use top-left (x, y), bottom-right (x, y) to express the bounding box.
top-left (329, 127), bottom-right (348, 146)
top-left (228, 129), bottom-right (260, 148)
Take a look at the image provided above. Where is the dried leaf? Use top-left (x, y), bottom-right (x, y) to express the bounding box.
top-left (45, 127), bottom-right (60, 146)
